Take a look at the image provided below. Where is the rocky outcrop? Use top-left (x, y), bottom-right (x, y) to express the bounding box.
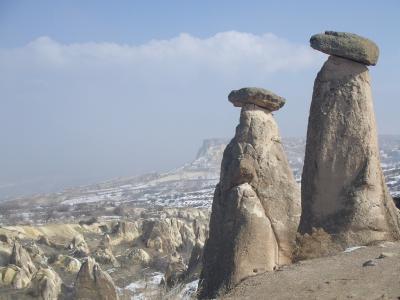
top-left (0, 265), bottom-right (31, 288)
top-left (126, 248), bottom-right (151, 265)
top-left (310, 31), bottom-right (379, 65)
top-left (142, 217), bottom-right (207, 255)
top-left (74, 257), bottom-right (119, 300)
top-left (9, 242), bottom-right (37, 275)
top-left (29, 267), bottom-right (62, 300)
top-left (111, 221), bottom-right (141, 244)
top-left (299, 33), bottom-right (400, 250)
top-left (67, 235), bottom-right (90, 257)
top-left (93, 234), bottom-right (119, 267)
top-left (198, 87), bottom-right (301, 299)
top-left (51, 254), bottom-right (81, 273)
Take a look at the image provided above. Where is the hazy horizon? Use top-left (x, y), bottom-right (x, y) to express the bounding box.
top-left (1, 1), bottom-right (400, 200)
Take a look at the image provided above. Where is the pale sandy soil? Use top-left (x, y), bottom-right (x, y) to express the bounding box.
top-left (223, 241), bottom-right (400, 300)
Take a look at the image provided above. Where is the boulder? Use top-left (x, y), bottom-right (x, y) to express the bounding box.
top-left (310, 31), bottom-right (379, 65)
top-left (198, 88), bottom-right (300, 298)
top-left (228, 87), bottom-right (285, 111)
top-left (74, 257), bottom-right (119, 300)
top-left (299, 54), bottom-right (400, 248)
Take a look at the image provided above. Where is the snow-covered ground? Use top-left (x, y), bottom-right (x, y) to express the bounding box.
top-left (57, 136), bottom-right (400, 209)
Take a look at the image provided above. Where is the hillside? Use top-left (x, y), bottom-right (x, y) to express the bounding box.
top-left (224, 241), bottom-right (400, 300)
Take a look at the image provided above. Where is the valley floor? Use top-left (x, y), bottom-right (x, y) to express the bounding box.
top-left (223, 241), bottom-right (400, 300)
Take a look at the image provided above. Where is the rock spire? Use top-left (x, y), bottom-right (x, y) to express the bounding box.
top-left (198, 87), bottom-right (300, 299)
top-left (299, 31), bottom-right (400, 249)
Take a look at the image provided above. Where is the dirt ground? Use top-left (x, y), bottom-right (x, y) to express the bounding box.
top-left (223, 241), bottom-right (400, 300)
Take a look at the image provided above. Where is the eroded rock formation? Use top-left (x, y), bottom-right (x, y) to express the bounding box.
top-left (74, 257), bottom-right (119, 300)
top-left (299, 31), bottom-right (400, 249)
top-left (9, 241), bottom-right (37, 275)
top-left (198, 87), bottom-right (300, 299)
top-left (29, 267), bottom-right (62, 300)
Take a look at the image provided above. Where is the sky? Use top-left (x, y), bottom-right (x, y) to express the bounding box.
top-left (0, 0), bottom-right (399, 198)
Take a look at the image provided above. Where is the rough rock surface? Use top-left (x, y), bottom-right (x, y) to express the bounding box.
top-left (51, 254), bottom-right (81, 273)
top-left (299, 55), bottom-right (400, 248)
top-left (126, 248), bottom-right (151, 265)
top-left (0, 265), bottom-right (30, 288)
top-left (198, 89), bottom-right (300, 299)
top-left (29, 267), bottom-right (62, 300)
top-left (228, 87), bottom-right (285, 111)
top-left (142, 218), bottom-right (207, 254)
top-left (9, 242), bottom-right (37, 275)
top-left (74, 257), bottom-right (119, 300)
top-left (67, 235), bottom-right (90, 257)
top-left (310, 31), bottom-right (379, 65)
top-left (92, 234), bottom-right (119, 267)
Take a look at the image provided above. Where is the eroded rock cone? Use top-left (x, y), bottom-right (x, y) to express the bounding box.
top-left (198, 87), bottom-right (301, 299)
top-left (9, 241), bottom-right (37, 275)
top-left (74, 257), bottom-right (119, 300)
top-left (29, 267), bottom-right (62, 300)
top-left (299, 32), bottom-right (400, 250)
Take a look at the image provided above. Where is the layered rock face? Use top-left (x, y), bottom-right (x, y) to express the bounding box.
top-left (299, 32), bottom-right (400, 248)
top-left (198, 87), bottom-right (301, 299)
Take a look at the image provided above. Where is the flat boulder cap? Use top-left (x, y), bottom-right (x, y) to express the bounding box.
top-left (228, 87), bottom-right (285, 111)
top-left (310, 31), bottom-right (379, 66)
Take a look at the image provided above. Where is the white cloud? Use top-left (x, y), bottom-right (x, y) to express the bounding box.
top-left (0, 31), bottom-right (324, 197)
top-left (0, 31), bottom-right (321, 74)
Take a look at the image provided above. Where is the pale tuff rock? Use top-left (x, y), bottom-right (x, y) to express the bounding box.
top-left (0, 265), bottom-right (30, 288)
top-left (9, 241), bottom-right (37, 275)
top-left (198, 89), bottom-right (300, 299)
top-left (299, 50), bottom-right (400, 248)
top-left (51, 254), bottom-right (81, 273)
top-left (142, 217), bottom-right (207, 254)
top-left (28, 267), bottom-right (62, 300)
top-left (67, 235), bottom-right (90, 257)
top-left (111, 221), bottom-right (141, 244)
top-left (228, 87), bottom-right (285, 111)
top-left (93, 234), bottom-right (119, 267)
top-left (74, 257), bottom-right (119, 300)
top-left (126, 248), bottom-right (151, 265)
top-left (310, 31), bottom-right (379, 65)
